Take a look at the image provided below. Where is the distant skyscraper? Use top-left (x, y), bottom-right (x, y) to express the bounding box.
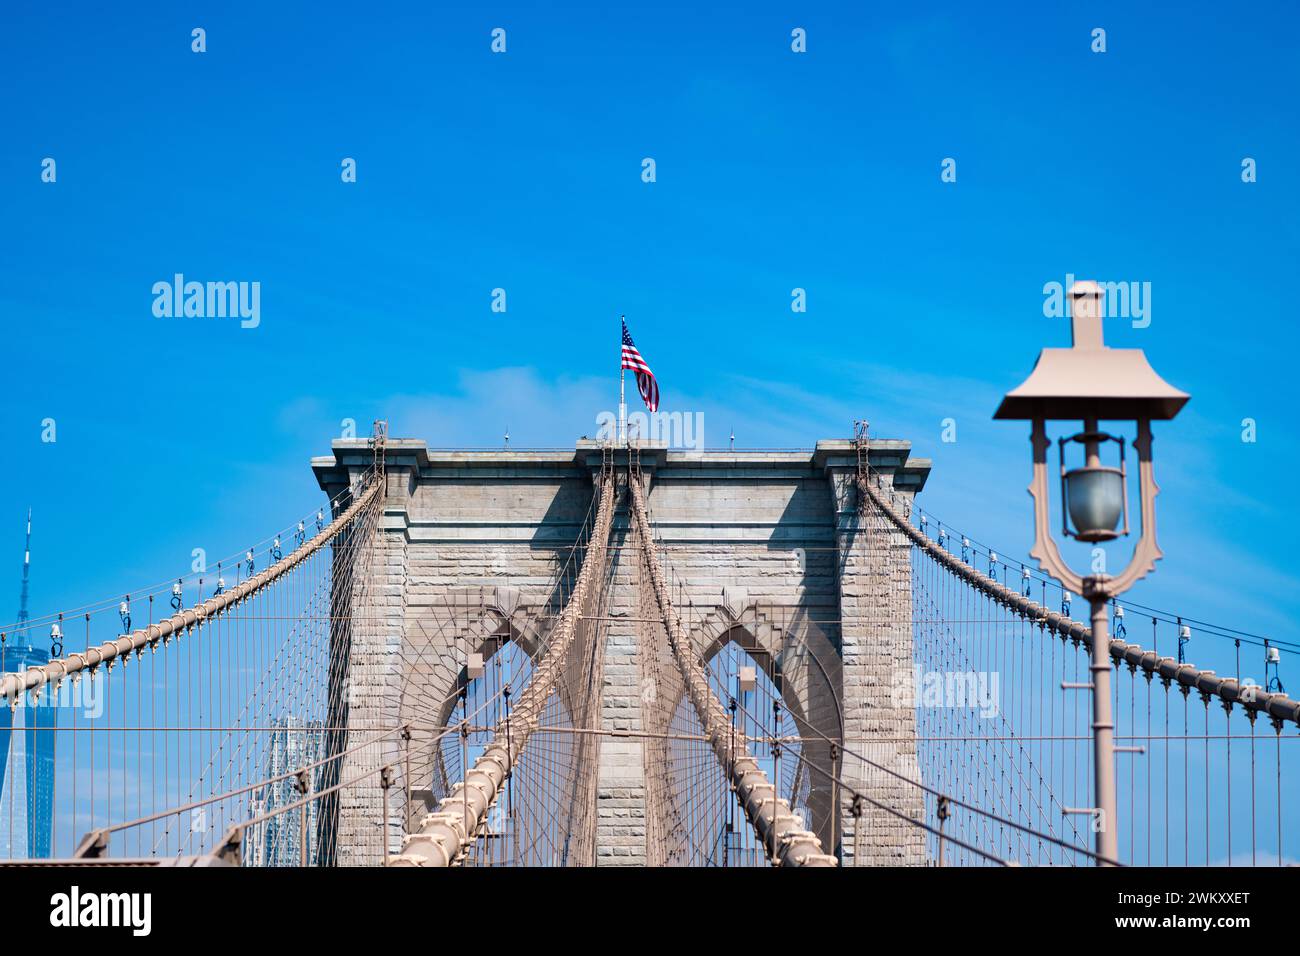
top-left (244, 716), bottom-right (325, 866)
top-left (0, 510), bottom-right (56, 859)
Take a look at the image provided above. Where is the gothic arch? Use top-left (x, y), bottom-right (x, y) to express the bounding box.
top-left (668, 602), bottom-right (844, 856)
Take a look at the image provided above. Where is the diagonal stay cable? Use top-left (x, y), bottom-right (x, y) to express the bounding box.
top-left (627, 472), bottom-right (836, 868)
top-left (390, 470), bottom-right (618, 867)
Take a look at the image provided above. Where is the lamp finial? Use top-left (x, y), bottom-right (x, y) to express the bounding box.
top-left (1069, 280), bottom-right (1105, 350)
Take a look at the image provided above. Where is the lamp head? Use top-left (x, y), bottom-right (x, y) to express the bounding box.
top-left (994, 280), bottom-right (1191, 598)
top-left (994, 281), bottom-right (1188, 423)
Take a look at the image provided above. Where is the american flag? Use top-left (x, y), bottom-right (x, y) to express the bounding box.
top-left (621, 318), bottom-right (659, 413)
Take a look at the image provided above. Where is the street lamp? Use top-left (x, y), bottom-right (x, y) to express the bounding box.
top-left (994, 280), bottom-right (1189, 865)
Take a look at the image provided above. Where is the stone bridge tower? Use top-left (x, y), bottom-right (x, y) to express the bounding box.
top-left (312, 436), bottom-right (930, 865)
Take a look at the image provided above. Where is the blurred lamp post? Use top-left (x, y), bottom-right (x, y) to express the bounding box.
top-left (994, 280), bottom-right (1189, 865)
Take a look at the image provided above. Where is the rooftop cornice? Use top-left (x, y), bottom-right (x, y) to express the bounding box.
top-left (312, 437), bottom-right (931, 492)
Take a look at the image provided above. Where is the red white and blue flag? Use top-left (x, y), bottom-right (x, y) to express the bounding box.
top-left (621, 318), bottom-right (659, 413)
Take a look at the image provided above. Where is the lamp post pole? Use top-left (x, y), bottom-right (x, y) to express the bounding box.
top-left (1083, 411), bottom-right (1119, 864)
top-left (1085, 583), bottom-right (1119, 864)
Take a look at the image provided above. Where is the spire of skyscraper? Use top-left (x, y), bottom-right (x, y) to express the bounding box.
top-left (16, 508), bottom-right (31, 627)
top-left (2, 508), bottom-right (55, 860)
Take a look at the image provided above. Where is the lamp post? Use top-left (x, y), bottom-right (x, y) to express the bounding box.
top-left (994, 281), bottom-right (1189, 865)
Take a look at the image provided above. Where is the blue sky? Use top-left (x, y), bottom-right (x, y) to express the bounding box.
top-left (1, 4), bottom-right (1297, 703)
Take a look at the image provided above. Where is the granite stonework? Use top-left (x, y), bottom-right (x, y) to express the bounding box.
top-left (312, 438), bottom-right (930, 864)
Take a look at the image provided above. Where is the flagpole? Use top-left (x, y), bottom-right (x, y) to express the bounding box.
top-left (618, 314), bottom-right (627, 447)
